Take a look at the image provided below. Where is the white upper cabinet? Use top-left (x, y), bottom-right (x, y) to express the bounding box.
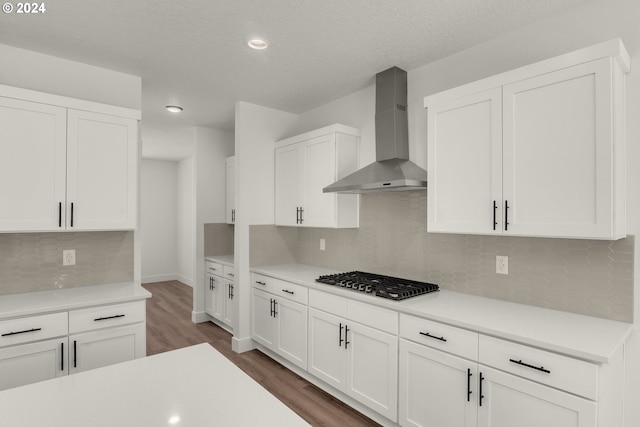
top-left (66, 109), bottom-right (137, 230)
top-left (0, 87), bottom-right (140, 232)
top-left (425, 39), bottom-right (629, 240)
top-left (0, 97), bottom-right (67, 232)
top-left (275, 124), bottom-right (360, 228)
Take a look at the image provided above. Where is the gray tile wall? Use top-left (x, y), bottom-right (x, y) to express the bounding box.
top-left (204, 223), bottom-right (235, 257)
top-left (250, 225), bottom-right (298, 267)
top-left (252, 192), bottom-right (634, 322)
top-left (0, 231), bottom-right (134, 295)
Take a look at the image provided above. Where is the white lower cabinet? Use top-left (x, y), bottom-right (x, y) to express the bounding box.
top-left (251, 280), bottom-right (308, 370)
top-left (0, 300), bottom-right (146, 391)
top-left (477, 366), bottom-right (595, 427)
top-left (0, 338), bottom-right (67, 391)
top-left (399, 339), bottom-right (477, 427)
top-left (399, 314), bottom-right (599, 427)
top-left (204, 260), bottom-right (234, 330)
top-left (308, 297), bottom-right (398, 422)
top-left (69, 323), bottom-right (145, 374)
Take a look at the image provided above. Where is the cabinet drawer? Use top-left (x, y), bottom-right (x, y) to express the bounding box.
top-left (348, 300), bottom-right (397, 335)
top-left (400, 314), bottom-right (478, 360)
top-left (69, 301), bottom-right (145, 334)
top-left (251, 273), bottom-right (307, 304)
top-left (205, 261), bottom-right (223, 276)
top-left (0, 312), bottom-right (68, 347)
top-left (309, 289), bottom-right (347, 318)
top-left (479, 335), bottom-right (598, 400)
top-left (223, 265), bottom-right (236, 281)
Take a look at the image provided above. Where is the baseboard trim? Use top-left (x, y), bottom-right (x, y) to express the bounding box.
top-left (192, 311), bottom-right (208, 323)
top-left (232, 336), bottom-right (256, 353)
top-left (142, 274), bottom-right (179, 284)
top-left (176, 274), bottom-right (193, 287)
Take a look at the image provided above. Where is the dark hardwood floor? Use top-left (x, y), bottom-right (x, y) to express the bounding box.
top-left (142, 280), bottom-right (381, 427)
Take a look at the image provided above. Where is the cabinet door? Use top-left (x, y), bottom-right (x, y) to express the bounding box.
top-left (223, 280), bottom-right (234, 328)
top-left (251, 288), bottom-right (276, 348)
top-left (308, 308), bottom-right (347, 392)
top-left (275, 144), bottom-right (302, 226)
top-left (204, 273), bottom-right (217, 317)
top-left (66, 109), bottom-right (138, 230)
top-left (226, 156), bottom-right (235, 224)
top-left (427, 88), bottom-right (502, 234)
top-left (0, 97), bottom-right (67, 231)
top-left (0, 338), bottom-right (66, 391)
top-left (399, 339), bottom-right (477, 427)
top-left (502, 58), bottom-right (613, 238)
top-left (477, 366), bottom-right (596, 427)
top-left (69, 323), bottom-right (145, 374)
top-left (301, 134), bottom-right (336, 227)
top-left (346, 321), bottom-right (399, 422)
top-left (275, 298), bottom-right (308, 370)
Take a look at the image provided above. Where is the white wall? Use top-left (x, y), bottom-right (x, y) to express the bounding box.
top-left (141, 120), bottom-right (195, 161)
top-left (140, 159), bottom-right (178, 283)
top-left (0, 43), bottom-right (140, 110)
top-left (177, 157), bottom-right (195, 286)
top-left (232, 101), bottom-right (297, 352)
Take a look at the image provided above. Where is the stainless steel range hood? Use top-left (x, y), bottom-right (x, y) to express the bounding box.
top-left (323, 66), bottom-right (427, 194)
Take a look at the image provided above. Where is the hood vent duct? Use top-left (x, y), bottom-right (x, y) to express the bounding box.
top-left (323, 66), bottom-right (427, 193)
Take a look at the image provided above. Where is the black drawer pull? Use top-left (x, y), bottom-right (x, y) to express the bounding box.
top-left (256, 281), bottom-right (266, 286)
top-left (509, 358), bottom-right (551, 374)
top-left (2, 327), bottom-right (42, 337)
top-left (282, 289), bottom-right (294, 295)
top-left (419, 331), bottom-right (447, 342)
top-left (94, 314), bottom-right (125, 322)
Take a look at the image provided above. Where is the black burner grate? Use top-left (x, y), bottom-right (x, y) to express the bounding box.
top-left (316, 271), bottom-right (439, 301)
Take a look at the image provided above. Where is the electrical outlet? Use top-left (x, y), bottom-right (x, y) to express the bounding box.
top-left (63, 249), bottom-right (76, 266)
top-left (320, 238), bottom-right (326, 251)
top-left (496, 255), bottom-right (508, 275)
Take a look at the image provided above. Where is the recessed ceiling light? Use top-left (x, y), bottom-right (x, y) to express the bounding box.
top-left (248, 38), bottom-right (268, 50)
top-left (165, 105), bottom-right (183, 113)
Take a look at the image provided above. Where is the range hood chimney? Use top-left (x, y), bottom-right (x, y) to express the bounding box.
top-left (323, 66), bottom-right (427, 193)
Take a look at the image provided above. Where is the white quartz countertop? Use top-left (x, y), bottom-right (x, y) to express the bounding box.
top-left (205, 254), bottom-right (234, 266)
top-left (251, 264), bottom-right (633, 363)
top-left (0, 343), bottom-right (309, 427)
top-left (0, 282), bottom-right (151, 320)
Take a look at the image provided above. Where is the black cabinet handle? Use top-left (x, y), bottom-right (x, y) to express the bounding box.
top-left (73, 340), bottom-right (77, 368)
top-left (58, 202), bottom-right (62, 227)
top-left (94, 314), bottom-right (125, 322)
top-left (509, 358), bottom-right (551, 374)
top-left (339, 323), bottom-right (344, 347)
top-left (270, 298), bottom-right (274, 316)
top-left (479, 372), bottom-right (485, 406)
top-left (296, 207), bottom-right (300, 224)
top-left (231, 209), bottom-right (235, 223)
top-left (70, 202), bottom-right (74, 227)
top-left (299, 207), bottom-right (304, 224)
top-left (504, 200), bottom-right (509, 231)
top-left (61, 342), bottom-right (64, 371)
top-left (419, 331), bottom-right (447, 342)
top-left (256, 281), bottom-right (266, 286)
top-left (467, 368), bottom-right (472, 402)
top-left (2, 327), bottom-right (42, 337)
top-left (344, 325), bottom-right (350, 349)
top-left (492, 200), bottom-right (497, 231)
top-left (282, 289), bottom-right (294, 295)
top-left (272, 299), bottom-right (277, 316)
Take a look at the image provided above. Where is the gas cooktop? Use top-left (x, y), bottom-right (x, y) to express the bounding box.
top-left (315, 271), bottom-right (439, 301)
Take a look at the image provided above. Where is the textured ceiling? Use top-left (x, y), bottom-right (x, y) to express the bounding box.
top-left (0, 0), bottom-right (587, 131)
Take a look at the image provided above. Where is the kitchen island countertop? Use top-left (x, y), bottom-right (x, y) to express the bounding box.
top-left (0, 343), bottom-right (309, 427)
top-left (251, 263), bottom-right (632, 364)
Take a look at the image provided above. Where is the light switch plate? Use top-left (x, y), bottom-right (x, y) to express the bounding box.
top-left (63, 249), bottom-right (76, 266)
top-left (496, 255), bottom-right (508, 275)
